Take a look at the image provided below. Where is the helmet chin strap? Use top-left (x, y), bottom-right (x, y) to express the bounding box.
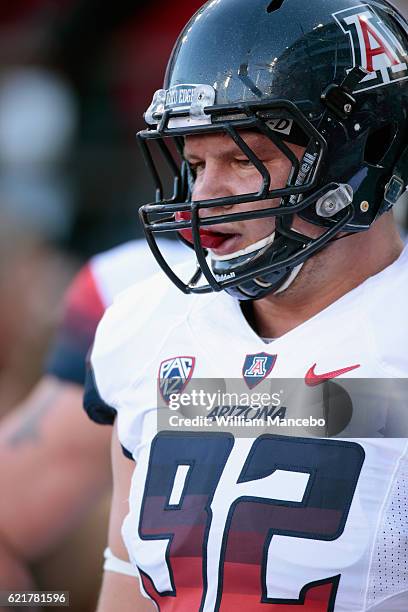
top-left (208, 232), bottom-right (275, 261)
top-left (209, 231), bottom-right (305, 297)
top-left (210, 233), bottom-right (276, 261)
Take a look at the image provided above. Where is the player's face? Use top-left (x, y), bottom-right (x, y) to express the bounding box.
top-left (181, 131), bottom-right (306, 256)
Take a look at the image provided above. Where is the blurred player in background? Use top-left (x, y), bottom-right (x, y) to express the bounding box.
top-left (0, 239), bottom-right (187, 601)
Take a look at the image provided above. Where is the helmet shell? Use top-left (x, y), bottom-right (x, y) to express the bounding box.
top-left (164, 0), bottom-right (408, 227)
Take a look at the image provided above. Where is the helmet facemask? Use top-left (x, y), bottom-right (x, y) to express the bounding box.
top-left (138, 97), bottom-right (354, 299)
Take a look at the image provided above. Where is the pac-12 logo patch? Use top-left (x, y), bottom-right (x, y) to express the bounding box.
top-left (243, 353), bottom-right (277, 389)
top-left (158, 356), bottom-right (195, 403)
top-left (333, 4), bottom-right (408, 92)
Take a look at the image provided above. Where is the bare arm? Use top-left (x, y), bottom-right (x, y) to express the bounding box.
top-left (96, 425), bottom-right (154, 612)
top-left (0, 375), bottom-right (112, 588)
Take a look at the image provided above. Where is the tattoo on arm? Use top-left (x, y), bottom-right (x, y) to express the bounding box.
top-left (6, 385), bottom-right (60, 447)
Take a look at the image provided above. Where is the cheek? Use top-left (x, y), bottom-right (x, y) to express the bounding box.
top-left (292, 216), bottom-right (326, 238)
top-left (233, 174), bottom-right (261, 196)
top-left (270, 163), bottom-right (292, 187)
top-left (240, 216), bottom-right (276, 241)
top-left (235, 162), bottom-right (292, 202)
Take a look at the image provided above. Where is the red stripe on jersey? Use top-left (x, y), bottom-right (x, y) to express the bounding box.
top-left (141, 558), bottom-right (203, 610)
top-left (220, 562), bottom-right (338, 610)
top-left (140, 558), bottom-right (338, 611)
top-left (45, 263), bottom-right (107, 384)
top-left (63, 264), bottom-right (105, 324)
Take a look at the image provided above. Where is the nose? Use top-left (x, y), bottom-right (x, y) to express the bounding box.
top-left (191, 161), bottom-right (234, 213)
top-left (191, 161), bottom-right (233, 203)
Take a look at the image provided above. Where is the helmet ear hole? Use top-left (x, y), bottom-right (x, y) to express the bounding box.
top-left (266, 0), bottom-right (285, 14)
top-left (364, 123), bottom-right (396, 165)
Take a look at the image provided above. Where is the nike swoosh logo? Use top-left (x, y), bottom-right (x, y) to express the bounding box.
top-left (305, 363), bottom-right (360, 386)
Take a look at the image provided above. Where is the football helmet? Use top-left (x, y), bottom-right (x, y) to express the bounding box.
top-left (138, 0), bottom-right (408, 300)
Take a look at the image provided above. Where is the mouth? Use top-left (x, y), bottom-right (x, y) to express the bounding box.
top-left (175, 211), bottom-right (241, 254)
top-left (179, 227), bottom-right (240, 251)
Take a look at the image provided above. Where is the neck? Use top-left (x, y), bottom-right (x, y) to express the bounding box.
top-left (252, 215), bottom-right (403, 338)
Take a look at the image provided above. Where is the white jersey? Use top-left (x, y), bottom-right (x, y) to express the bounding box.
top-left (88, 245), bottom-right (408, 612)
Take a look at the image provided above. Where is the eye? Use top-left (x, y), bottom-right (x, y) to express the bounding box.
top-left (235, 158), bottom-right (254, 169)
top-left (189, 161), bottom-right (205, 176)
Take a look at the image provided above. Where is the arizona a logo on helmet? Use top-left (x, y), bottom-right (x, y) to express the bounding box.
top-left (333, 4), bottom-right (408, 92)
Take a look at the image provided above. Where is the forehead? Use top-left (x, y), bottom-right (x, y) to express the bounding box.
top-left (184, 130), bottom-right (281, 159)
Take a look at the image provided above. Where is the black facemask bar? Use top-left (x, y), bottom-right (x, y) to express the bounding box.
top-left (138, 99), bottom-right (354, 295)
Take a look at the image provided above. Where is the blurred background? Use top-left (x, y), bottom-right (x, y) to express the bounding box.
top-left (0, 1), bottom-right (407, 611)
top-left (0, 0), bottom-right (204, 407)
top-left (0, 1), bottom-right (203, 610)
